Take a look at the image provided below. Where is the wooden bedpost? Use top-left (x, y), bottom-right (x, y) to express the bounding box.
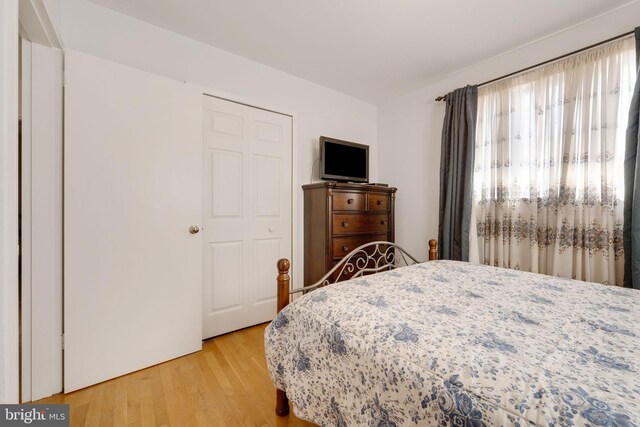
top-left (428, 240), bottom-right (438, 261)
top-left (277, 258), bottom-right (291, 313)
top-left (275, 258), bottom-right (290, 416)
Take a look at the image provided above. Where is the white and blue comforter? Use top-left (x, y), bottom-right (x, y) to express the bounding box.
top-left (264, 260), bottom-right (639, 426)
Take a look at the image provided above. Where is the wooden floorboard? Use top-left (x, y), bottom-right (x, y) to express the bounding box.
top-left (36, 323), bottom-right (315, 427)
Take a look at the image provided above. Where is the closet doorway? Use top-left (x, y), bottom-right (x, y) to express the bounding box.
top-left (202, 95), bottom-right (292, 338)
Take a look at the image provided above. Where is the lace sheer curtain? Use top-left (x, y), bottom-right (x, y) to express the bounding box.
top-left (470, 36), bottom-right (637, 285)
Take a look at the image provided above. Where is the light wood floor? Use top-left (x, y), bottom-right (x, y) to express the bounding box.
top-left (36, 323), bottom-right (315, 427)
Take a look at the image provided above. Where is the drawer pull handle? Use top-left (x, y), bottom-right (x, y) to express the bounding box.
top-left (342, 245), bottom-right (349, 252)
top-left (380, 220), bottom-right (387, 225)
top-left (342, 221), bottom-right (349, 227)
top-left (377, 200), bottom-right (383, 206)
top-left (347, 198), bottom-right (355, 204)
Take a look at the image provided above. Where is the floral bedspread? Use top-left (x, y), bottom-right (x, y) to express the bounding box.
top-left (264, 260), bottom-right (639, 426)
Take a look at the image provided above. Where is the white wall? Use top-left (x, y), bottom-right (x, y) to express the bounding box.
top-left (379, 2), bottom-right (640, 261)
top-left (59, 0), bottom-right (379, 287)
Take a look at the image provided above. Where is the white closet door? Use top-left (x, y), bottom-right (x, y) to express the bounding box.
top-left (64, 50), bottom-right (202, 392)
top-left (202, 96), bottom-right (292, 338)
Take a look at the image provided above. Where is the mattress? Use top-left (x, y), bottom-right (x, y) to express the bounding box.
top-left (264, 260), bottom-right (639, 426)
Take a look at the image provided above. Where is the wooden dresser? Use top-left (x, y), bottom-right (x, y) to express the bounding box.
top-left (302, 182), bottom-right (396, 287)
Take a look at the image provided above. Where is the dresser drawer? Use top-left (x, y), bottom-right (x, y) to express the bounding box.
top-left (368, 193), bottom-right (390, 211)
top-left (332, 213), bottom-right (390, 235)
top-left (332, 234), bottom-right (388, 258)
top-left (333, 192), bottom-right (366, 211)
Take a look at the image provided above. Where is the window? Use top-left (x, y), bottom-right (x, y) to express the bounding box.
top-left (470, 35), bottom-right (637, 285)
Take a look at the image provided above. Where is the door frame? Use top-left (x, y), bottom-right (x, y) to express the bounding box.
top-left (18, 0), bottom-right (63, 402)
top-left (20, 40), bottom-right (64, 402)
top-left (197, 86), bottom-right (298, 300)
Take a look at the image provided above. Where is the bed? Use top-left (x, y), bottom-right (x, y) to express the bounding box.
top-left (264, 240), bottom-right (639, 426)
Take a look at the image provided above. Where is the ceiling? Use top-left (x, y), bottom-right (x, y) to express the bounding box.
top-left (86, 0), bottom-right (633, 103)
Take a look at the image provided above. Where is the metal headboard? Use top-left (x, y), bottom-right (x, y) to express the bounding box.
top-left (289, 241), bottom-right (420, 295)
top-left (273, 239), bottom-right (438, 416)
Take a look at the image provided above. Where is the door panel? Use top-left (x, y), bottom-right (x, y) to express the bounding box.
top-left (203, 96), bottom-right (292, 338)
top-left (211, 149), bottom-right (243, 217)
top-left (255, 239), bottom-right (281, 302)
top-left (255, 156), bottom-right (282, 216)
top-left (209, 241), bottom-right (244, 312)
top-left (64, 50), bottom-right (202, 392)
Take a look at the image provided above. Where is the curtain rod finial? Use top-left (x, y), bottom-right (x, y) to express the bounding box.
top-left (435, 95), bottom-right (446, 102)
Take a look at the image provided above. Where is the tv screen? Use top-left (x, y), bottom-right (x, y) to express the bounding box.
top-left (320, 136), bottom-right (369, 183)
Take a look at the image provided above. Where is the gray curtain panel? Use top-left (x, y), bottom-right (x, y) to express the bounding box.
top-left (624, 27), bottom-right (640, 289)
top-left (636, 26), bottom-right (640, 69)
top-left (438, 85), bottom-right (478, 261)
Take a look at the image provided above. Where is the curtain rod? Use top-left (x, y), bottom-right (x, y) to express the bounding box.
top-left (434, 29), bottom-right (635, 102)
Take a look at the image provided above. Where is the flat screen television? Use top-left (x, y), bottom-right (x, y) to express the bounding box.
top-left (320, 136), bottom-right (369, 183)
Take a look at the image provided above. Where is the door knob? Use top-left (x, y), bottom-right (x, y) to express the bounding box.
top-left (189, 225), bottom-right (200, 234)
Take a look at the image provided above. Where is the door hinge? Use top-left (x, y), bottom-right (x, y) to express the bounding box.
top-left (61, 333), bottom-right (64, 350)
